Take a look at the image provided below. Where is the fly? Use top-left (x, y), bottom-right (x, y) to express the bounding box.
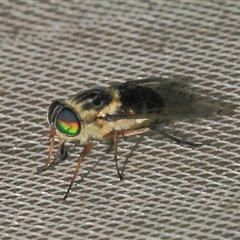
top-left (43, 77), bottom-right (225, 201)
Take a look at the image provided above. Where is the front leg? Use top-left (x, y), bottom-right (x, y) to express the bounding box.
top-left (62, 142), bottom-right (93, 202)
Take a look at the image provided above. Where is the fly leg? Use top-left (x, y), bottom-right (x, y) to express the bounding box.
top-left (42, 137), bottom-right (55, 171)
top-left (105, 128), bottom-right (151, 181)
top-left (42, 138), bottom-right (66, 172)
top-left (155, 129), bottom-right (202, 147)
top-left (113, 132), bottom-right (123, 181)
top-left (62, 142), bottom-right (93, 202)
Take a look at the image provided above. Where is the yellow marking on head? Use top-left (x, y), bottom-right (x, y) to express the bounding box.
top-left (66, 99), bottom-right (97, 121)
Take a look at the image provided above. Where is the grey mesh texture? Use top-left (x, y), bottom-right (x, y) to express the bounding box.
top-left (0, 1), bottom-right (240, 240)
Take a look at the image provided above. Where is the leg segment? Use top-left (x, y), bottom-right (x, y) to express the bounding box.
top-left (155, 129), bottom-right (202, 147)
top-left (43, 138), bottom-right (65, 171)
top-left (104, 128), bottom-right (151, 181)
top-left (62, 142), bottom-right (93, 202)
top-left (113, 132), bottom-right (123, 181)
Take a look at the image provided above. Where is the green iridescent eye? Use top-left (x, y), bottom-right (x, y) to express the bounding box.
top-left (56, 108), bottom-right (81, 136)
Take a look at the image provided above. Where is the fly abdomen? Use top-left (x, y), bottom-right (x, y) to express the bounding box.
top-left (115, 82), bottom-right (164, 115)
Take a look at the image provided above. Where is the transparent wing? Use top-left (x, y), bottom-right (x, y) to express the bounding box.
top-left (121, 77), bottom-right (235, 124)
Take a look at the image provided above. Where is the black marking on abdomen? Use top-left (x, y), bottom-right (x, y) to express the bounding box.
top-left (116, 82), bottom-right (164, 114)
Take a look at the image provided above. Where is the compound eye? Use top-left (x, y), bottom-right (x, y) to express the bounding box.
top-left (56, 108), bottom-right (81, 136)
top-left (48, 100), bottom-right (62, 124)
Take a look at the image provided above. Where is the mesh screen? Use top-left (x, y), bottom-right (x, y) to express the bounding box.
top-left (1, 1), bottom-right (240, 239)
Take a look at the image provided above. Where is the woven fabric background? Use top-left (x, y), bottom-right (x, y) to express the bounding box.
top-left (0, 1), bottom-right (240, 239)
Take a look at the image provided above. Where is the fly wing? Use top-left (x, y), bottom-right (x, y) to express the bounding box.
top-left (106, 77), bottom-right (235, 126)
top-left (154, 77), bottom-right (234, 120)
